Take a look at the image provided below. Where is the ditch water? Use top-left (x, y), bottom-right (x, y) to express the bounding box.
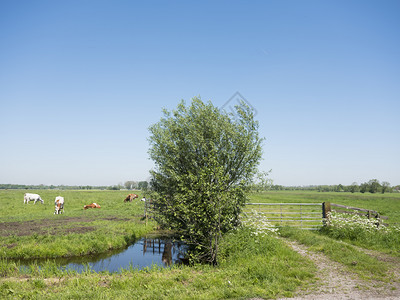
top-left (18, 236), bottom-right (188, 273)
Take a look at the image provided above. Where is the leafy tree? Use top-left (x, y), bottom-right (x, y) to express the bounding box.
top-left (336, 184), bottom-right (344, 192)
top-left (252, 170), bottom-right (273, 192)
top-left (138, 181), bottom-right (148, 190)
top-left (124, 181), bottom-right (137, 190)
top-left (360, 182), bottom-right (368, 193)
top-left (148, 98), bottom-right (263, 265)
top-left (368, 179), bottom-right (381, 193)
top-left (271, 184), bottom-right (284, 191)
top-left (107, 184), bottom-right (123, 190)
top-left (349, 182), bottom-right (359, 193)
top-left (381, 181), bottom-right (391, 194)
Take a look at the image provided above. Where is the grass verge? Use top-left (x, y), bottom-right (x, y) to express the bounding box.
top-left (279, 227), bottom-right (391, 282)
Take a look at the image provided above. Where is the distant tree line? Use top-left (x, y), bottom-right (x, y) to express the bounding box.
top-left (0, 184), bottom-right (104, 190)
top-left (269, 179), bottom-right (399, 194)
top-left (0, 181), bottom-right (149, 191)
top-left (123, 181), bottom-right (149, 190)
top-left (2, 179), bottom-right (396, 194)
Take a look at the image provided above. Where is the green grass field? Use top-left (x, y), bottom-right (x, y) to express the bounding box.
top-left (0, 190), bottom-right (155, 259)
top-left (0, 190), bottom-right (148, 221)
top-left (0, 189), bottom-right (399, 299)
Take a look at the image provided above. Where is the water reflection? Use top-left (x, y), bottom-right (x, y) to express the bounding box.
top-left (17, 237), bottom-right (187, 273)
top-left (142, 238), bottom-right (185, 267)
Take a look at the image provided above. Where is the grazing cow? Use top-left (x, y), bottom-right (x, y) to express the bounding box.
top-left (54, 196), bottom-right (64, 215)
top-left (83, 203), bottom-right (101, 209)
top-left (124, 193), bottom-right (139, 202)
top-left (24, 193), bottom-right (44, 204)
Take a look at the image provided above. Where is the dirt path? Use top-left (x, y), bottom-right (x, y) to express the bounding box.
top-left (0, 216), bottom-right (132, 237)
top-left (279, 239), bottom-right (400, 300)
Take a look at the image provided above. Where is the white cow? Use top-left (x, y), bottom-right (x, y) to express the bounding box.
top-left (54, 196), bottom-right (64, 214)
top-left (24, 193), bottom-right (44, 204)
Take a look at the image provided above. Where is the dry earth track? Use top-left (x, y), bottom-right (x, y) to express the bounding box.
top-left (278, 238), bottom-right (400, 300)
top-left (0, 216), bottom-right (132, 237)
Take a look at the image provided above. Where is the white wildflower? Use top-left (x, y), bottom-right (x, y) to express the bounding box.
top-left (241, 209), bottom-right (279, 236)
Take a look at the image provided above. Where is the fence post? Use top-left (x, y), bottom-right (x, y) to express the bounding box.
top-left (373, 212), bottom-right (382, 227)
top-left (300, 204), bottom-right (303, 228)
top-left (322, 202), bottom-right (331, 226)
top-left (145, 200), bottom-right (148, 226)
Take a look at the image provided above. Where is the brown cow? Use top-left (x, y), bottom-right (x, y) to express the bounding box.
top-left (83, 203), bottom-right (101, 209)
top-left (124, 194), bottom-right (139, 202)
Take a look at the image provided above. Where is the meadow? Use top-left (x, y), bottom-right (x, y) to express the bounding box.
top-left (0, 190), bottom-right (155, 259)
top-left (0, 190), bottom-right (399, 299)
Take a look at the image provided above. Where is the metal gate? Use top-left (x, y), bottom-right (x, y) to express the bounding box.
top-left (244, 203), bottom-right (324, 230)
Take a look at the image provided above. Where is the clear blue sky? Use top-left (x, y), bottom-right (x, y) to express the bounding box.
top-left (1, 0), bottom-right (399, 186)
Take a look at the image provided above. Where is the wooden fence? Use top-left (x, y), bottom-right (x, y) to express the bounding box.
top-left (323, 202), bottom-right (389, 226)
top-left (144, 199), bottom-right (153, 225)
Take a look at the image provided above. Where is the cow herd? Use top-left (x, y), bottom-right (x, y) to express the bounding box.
top-left (24, 193), bottom-right (65, 214)
top-left (23, 193), bottom-right (142, 215)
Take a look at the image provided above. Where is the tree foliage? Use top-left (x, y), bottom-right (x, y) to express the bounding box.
top-left (368, 179), bottom-right (380, 193)
top-left (148, 98), bottom-right (263, 264)
top-left (124, 181), bottom-right (137, 190)
top-left (138, 181), bottom-right (148, 190)
top-left (251, 170), bottom-right (273, 192)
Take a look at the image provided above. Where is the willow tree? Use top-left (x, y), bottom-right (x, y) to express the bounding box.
top-left (148, 97), bottom-right (263, 265)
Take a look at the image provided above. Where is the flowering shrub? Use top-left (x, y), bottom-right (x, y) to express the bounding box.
top-left (327, 212), bottom-right (389, 233)
top-left (321, 212), bottom-right (400, 252)
top-left (241, 210), bottom-right (279, 236)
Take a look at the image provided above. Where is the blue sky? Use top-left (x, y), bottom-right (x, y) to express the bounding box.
top-left (1, 0), bottom-right (399, 186)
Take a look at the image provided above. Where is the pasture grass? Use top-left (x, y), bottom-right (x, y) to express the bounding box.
top-left (0, 227), bottom-right (316, 299)
top-left (0, 190), bottom-right (155, 259)
top-left (0, 190), bottom-right (146, 221)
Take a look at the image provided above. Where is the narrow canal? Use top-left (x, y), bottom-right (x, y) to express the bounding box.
top-left (18, 237), bottom-right (187, 273)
